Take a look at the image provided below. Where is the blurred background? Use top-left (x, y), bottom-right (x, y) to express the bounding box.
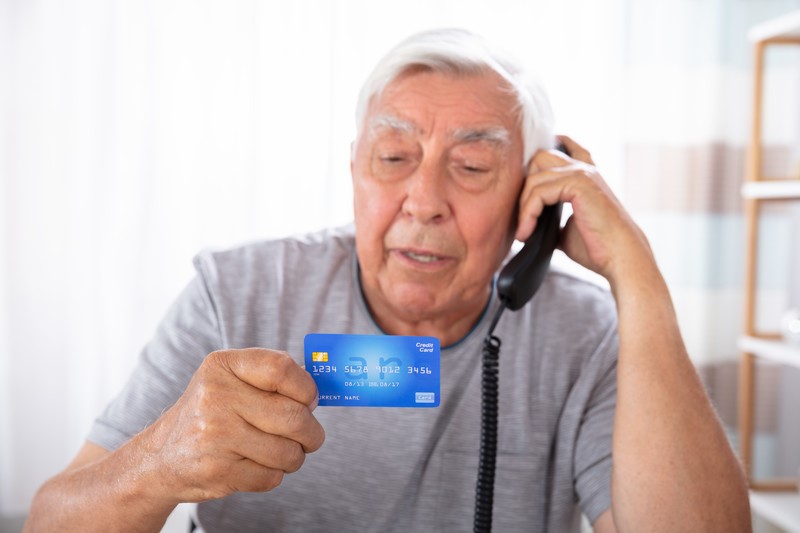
top-left (2, 0), bottom-right (800, 530)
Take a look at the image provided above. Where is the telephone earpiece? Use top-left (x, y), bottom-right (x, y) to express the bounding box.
top-left (496, 142), bottom-right (566, 310)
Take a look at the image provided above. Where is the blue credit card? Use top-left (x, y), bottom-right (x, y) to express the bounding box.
top-left (304, 333), bottom-right (440, 407)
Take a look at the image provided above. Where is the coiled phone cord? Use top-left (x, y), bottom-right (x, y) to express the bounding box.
top-left (474, 304), bottom-right (506, 533)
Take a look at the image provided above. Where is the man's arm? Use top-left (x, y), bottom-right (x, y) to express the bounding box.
top-left (25, 349), bottom-right (325, 532)
top-left (606, 236), bottom-right (749, 530)
top-left (593, 509), bottom-right (616, 533)
top-left (25, 441), bottom-right (176, 532)
top-left (519, 136), bottom-right (750, 532)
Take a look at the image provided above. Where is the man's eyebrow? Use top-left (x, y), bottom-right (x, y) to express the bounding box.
top-left (453, 127), bottom-right (511, 146)
top-left (367, 115), bottom-right (511, 147)
top-left (368, 114), bottom-right (417, 136)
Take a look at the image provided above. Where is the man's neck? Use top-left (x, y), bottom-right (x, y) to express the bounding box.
top-left (357, 272), bottom-right (494, 347)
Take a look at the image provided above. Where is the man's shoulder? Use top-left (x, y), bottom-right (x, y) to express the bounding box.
top-left (194, 224), bottom-right (355, 274)
top-left (544, 258), bottom-right (614, 307)
top-left (190, 224), bottom-right (356, 298)
top-left (532, 258), bottom-right (617, 332)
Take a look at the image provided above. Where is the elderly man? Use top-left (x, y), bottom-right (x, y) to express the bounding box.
top-left (27, 29), bottom-right (749, 532)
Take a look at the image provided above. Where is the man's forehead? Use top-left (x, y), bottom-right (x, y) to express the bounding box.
top-left (363, 69), bottom-right (522, 142)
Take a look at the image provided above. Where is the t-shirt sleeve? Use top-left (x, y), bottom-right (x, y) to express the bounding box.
top-left (573, 325), bottom-right (618, 524)
top-left (87, 269), bottom-right (222, 451)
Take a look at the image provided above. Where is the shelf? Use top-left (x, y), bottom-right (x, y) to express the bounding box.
top-left (748, 10), bottom-right (800, 42)
top-left (741, 180), bottom-right (800, 199)
top-left (750, 491), bottom-right (800, 532)
top-left (740, 10), bottom-right (800, 494)
top-left (739, 336), bottom-right (800, 368)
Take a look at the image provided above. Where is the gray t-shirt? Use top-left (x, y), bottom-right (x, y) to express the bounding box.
top-left (89, 225), bottom-right (618, 532)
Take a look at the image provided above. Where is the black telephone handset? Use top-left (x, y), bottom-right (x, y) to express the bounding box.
top-left (497, 142), bottom-right (566, 310)
top-left (496, 202), bottom-right (563, 310)
top-left (474, 144), bottom-right (566, 533)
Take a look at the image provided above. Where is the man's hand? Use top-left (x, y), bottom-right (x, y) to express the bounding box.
top-left (141, 348), bottom-right (325, 503)
top-left (515, 136), bottom-right (750, 532)
top-left (516, 135), bottom-right (654, 289)
top-left (25, 348), bottom-right (325, 532)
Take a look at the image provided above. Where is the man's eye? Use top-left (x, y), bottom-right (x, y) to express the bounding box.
top-left (380, 155), bottom-right (407, 164)
top-left (463, 165), bottom-right (487, 173)
top-left (457, 162), bottom-right (491, 175)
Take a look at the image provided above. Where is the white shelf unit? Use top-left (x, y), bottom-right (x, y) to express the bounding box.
top-left (738, 9), bottom-right (800, 532)
top-left (738, 336), bottom-right (800, 368)
top-left (748, 10), bottom-right (800, 42)
top-left (739, 335), bottom-right (800, 532)
top-left (749, 492), bottom-right (800, 533)
top-left (741, 181), bottom-right (800, 199)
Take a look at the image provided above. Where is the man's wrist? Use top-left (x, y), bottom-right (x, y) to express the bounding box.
top-left (111, 430), bottom-right (182, 518)
top-left (607, 251), bottom-right (666, 303)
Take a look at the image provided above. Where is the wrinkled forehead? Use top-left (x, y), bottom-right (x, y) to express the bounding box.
top-left (363, 69), bottom-right (523, 149)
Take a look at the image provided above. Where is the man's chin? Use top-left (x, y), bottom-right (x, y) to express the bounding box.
top-left (374, 278), bottom-right (448, 311)
top-left (388, 291), bottom-right (443, 319)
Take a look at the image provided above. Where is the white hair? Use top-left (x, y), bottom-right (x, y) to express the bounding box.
top-left (354, 28), bottom-right (555, 165)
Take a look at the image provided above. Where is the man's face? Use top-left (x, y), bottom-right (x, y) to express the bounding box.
top-left (351, 69), bottom-right (525, 335)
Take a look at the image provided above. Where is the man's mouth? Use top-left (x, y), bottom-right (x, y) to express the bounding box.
top-left (402, 251), bottom-right (444, 263)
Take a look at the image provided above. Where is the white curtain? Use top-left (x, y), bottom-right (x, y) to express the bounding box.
top-left (2, 0), bottom-right (798, 517)
top-left (620, 0), bottom-right (800, 367)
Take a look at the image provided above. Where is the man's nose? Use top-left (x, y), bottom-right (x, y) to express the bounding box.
top-left (401, 161), bottom-right (452, 224)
